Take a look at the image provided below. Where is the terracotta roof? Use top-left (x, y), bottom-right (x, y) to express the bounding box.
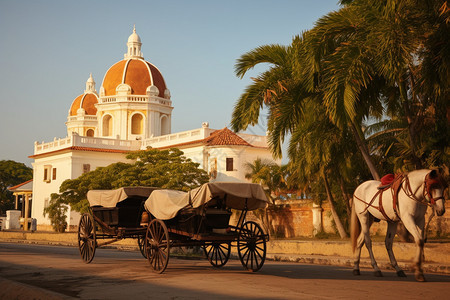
top-left (69, 93), bottom-right (99, 116)
top-left (8, 179), bottom-right (33, 191)
top-left (29, 146), bottom-right (129, 158)
top-left (157, 127), bottom-right (254, 150)
top-left (101, 59), bottom-right (167, 97)
top-left (206, 127), bottom-right (252, 146)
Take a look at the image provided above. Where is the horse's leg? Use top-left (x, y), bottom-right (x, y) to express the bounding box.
top-left (353, 229), bottom-right (365, 275)
top-left (401, 216), bottom-right (426, 282)
top-left (385, 222), bottom-right (406, 277)
top-left (358, 214), bottom-right (382, 276)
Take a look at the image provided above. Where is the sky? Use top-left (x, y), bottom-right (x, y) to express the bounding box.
top-left (0, 0), bottom-right (341, 166)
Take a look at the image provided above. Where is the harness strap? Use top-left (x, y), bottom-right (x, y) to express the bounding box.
top-left (355, 174), bottom-right (403, 222)
top-left (378, 189), bottom-right (394, 222)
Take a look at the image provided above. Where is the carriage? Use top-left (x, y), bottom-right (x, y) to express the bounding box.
top-left (78, 182), bottom-right (270, 273)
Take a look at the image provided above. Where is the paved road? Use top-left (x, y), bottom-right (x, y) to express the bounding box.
top-left (1, 242), bottom-right (449, 299)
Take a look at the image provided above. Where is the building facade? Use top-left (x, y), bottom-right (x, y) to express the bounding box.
top-left (30, 27), bottom-right (276, 230)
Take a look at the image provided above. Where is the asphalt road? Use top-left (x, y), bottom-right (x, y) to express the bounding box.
top-left (1, 242), bottom-right (449, 299)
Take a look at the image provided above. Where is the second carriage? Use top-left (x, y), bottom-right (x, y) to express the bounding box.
top-left (78, 182), bottom-right (270, 273)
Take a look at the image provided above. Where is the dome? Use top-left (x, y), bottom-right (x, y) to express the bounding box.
top-left (101, 59), bottom-right (167, 97)
top-left (128, 31), bottom-right (141, 44)
top-left (69, 93), bottom-right (99, 116)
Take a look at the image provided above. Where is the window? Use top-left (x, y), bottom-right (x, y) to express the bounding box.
top-left (86, 129), bottom-right (94, 137)
top-left (226, 158), bottom-right (234, 172)
top-left (43, 165), bottom-right (52, 182)
top-left (83, 164), bottom-right (91, 174)
top-left (131, 114), bottom-right (143, 134)
top-left (52, 168), bottom-right (57, 180)
top-left (161, 115), bottom-right (170, 135)
top-left (103, 115), bottom-right (112, 136)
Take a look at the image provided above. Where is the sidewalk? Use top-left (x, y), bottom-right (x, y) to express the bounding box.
top-left (1, 230), bottom-right (449, 274)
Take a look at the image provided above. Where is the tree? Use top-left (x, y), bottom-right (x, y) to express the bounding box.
top-left (286, 100), bottom-right (352, 238)
top-left (0, 160), bottom-right (33, 214)
top-left (307, 0), bottom-right (450, 172)
top-left (43, 193), bottom-right (68, 233)
top-left (244, 158), bottom-right (286, 203)
top-left (52, 148), bottom-right (209, 215)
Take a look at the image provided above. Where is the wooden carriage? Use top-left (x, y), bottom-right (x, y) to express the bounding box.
top-left (78, 182), bottom-right (270, 273)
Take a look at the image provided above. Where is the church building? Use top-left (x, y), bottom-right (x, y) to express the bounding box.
top-left (29, 27), bottom-right (276, 230)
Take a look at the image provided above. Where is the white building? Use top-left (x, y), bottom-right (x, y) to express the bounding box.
top-left (30, 27), bottom-right (276, 230)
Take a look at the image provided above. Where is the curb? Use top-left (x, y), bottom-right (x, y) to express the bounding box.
top-left (266, 253), bottom-right (450, 275)
top-left (1, 237), bottom-right (449, 275)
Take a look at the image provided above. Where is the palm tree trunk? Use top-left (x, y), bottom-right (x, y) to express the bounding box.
top-left (398, 80), bottom-right (422, 169)
top-left (349, 120), bottom-right (381, 181)
top-left (322, 170), bottom-right (348, 238)
top-left (338, 176), bottom-right (352, 219)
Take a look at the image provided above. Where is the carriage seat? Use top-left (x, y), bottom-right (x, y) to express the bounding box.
top-left (92, 197), bottom-right (145, 227)
top-left (205, 208), bottom-right (231, 229)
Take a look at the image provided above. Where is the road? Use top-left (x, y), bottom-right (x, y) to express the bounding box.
top-left (0, 242), bottom-right (449, 299)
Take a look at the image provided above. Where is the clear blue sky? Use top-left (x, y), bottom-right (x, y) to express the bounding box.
top-left (0, 0), bottom-right (340, 166)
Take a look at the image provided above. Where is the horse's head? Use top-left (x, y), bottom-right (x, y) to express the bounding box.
top-left (425, 170), bottom-right (448, 216)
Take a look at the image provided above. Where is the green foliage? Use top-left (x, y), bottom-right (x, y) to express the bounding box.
top-left (43, 193), bottom-right (68, 232)
top-left (244, 158), bottom-right (287, 203)
top-left (55, 148), bottom-right (209, 215)
top-left (232, 0), bottom-right (450, 238)
top-left (0, 160), bottom-right (33, 214)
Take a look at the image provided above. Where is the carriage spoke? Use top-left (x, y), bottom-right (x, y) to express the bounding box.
top-left (238, 221), bottom-right (266, 272)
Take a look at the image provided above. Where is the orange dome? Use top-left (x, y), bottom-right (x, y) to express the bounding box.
top-left (69, 93), bottom-right (99, 116)
top-left (101, 59), bottom-right (167, 97)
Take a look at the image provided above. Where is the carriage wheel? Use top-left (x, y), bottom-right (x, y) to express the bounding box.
top-left (145, 219), bottom-right (170, 273)
top-left (78, 213), bottom-right (96, 263)
top-left (137, 234), bottom-right (147, 258)
top-left (203, 242), bottom-right (231, 268)
top-left (237, 221), bottom-right (267, 272)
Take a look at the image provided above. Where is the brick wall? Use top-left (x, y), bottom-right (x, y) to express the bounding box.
top-left (265, 199), bottom-right (450, 238)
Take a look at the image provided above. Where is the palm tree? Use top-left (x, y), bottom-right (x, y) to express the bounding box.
top-left (244, 158), bottom-right (286, 203)
top-left (307, 0), bottom-right (450, 172)
top-left (287, 100), bottom-right (350, 238)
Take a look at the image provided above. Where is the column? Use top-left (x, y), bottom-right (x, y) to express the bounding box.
top-left (312, 203), bottom-right (323, 236)
top-left (23, 194), bottom-right (30, 231)
top-left (14, 194), bottom-right (18, 210)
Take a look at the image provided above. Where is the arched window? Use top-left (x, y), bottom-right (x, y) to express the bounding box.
top-left (86, 129), bottom-right (94, 137)
top-left (131, 114), bottom-right (143, 134)
top-left (161, 115), bottom-right (170, 135)
top-left (103, 115), bottom-right (112, 136)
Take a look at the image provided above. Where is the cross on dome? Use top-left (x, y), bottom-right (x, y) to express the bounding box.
top-left (124, 25), bottom-right (143, 59)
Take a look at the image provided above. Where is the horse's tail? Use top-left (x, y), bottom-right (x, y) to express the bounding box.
top-left (350, 196), bottom-right (360, 253)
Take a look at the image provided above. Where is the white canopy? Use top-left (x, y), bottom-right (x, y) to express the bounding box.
top-left (145, 182), bottom-right (269, 220)
top-left (87, 187), bottom-right (158, 207)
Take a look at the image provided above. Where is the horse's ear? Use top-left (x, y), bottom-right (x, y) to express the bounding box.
top-left (429, 170), bottom-right (438, 179)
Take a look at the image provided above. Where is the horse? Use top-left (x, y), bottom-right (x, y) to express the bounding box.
top-left (351, 169), bottom-right (447, 281)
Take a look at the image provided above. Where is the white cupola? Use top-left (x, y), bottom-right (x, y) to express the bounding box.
top-left (84, 73), bottom-right (96, 94)
top-left (124, 25), bottom-right (143, 59)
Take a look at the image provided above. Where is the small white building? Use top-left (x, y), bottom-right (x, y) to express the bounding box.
top-left (30, 27), bottom-right (276, 230)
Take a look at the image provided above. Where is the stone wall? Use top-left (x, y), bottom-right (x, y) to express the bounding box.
top-left (266, 199), bottom-right (336, 238)
top-left (265, 199), bottom-right (450, 238)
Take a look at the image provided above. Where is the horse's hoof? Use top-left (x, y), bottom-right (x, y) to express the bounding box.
top-left (415, 273), bottom-right (426, 282)
top-left (396, 270), bottom-right (407, 277)
top-left (353, 269), bottom-right (360, 276)
top-left (374, 271), bottom-right (383, 277)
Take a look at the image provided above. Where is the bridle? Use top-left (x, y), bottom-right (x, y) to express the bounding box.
top-left (423, 173), bottom-right (446, 205)
top-left (401, 172), bottom-right (446, 206)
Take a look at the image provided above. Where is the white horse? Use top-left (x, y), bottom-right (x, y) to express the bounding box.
top-left (351, 169), bottom-right (447, 281)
